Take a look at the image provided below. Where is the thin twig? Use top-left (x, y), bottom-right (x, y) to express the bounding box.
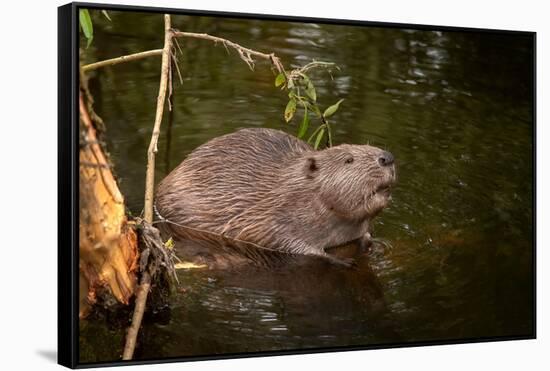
top-left (167, 57), bottom-right (173, 111)
top-left (121, 274), bottom-right (151, 360)
top-left (122, 14), bottom-right (172, 362)
top-left (171, 31), bottom-right (285, 74)
top-left (81, 31), bottom-right (285, 76)
top-left (307, 124), bottom-right (324, 144)
top-left (143, 15), bottom-right (173, 223)
top-left (171, 52), bottom-right (183, 85)
top-left (326, 122), bottom-right (333, 147)
top-left (173, 37), bottom-right (183, 56)
top-left (82, 49), bottom-right (163, 72)
top-left (296, 61), bottom-right (338, 74)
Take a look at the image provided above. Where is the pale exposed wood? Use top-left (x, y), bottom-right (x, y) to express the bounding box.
top-left (79, 93), bottom-right (138, 318)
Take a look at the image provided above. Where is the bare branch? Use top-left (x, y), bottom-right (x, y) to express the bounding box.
top-left (143, 15), bottom-right (173, 224)
top-left (122, 273), bottom-right (151, 360)
top-left (122, 14), bottom-right (173, 362)
top-left (296, 61), bottom-right (338, 74)
top-left (81, 49), bottom-right (163, 72)
top-left (173, 37), bottom-right (183, 55)
top-left (81, 31), bottom-right (286, 78)
top-left (171, 31), bottom-right (285, 74)
top-left (171, 52), bottom-right (183, 85)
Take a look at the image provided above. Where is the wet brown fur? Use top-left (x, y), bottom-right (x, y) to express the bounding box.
top-left (155, 128), bottom-right (396, 264)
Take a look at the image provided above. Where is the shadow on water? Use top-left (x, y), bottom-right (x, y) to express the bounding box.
top-left (79, 10), bottom-right (534, 363)
top-left (136, 243), bottom-right (402, 359)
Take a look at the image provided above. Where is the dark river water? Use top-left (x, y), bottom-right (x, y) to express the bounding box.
top-left (79, 9), bottom-right (534, 363)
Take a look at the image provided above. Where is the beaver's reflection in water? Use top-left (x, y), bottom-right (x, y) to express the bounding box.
top-left (136, 241), bottom-right (401, 359)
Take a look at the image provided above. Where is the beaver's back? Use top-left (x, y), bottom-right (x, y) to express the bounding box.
top-left (185, 127), bottom-right (310, 175)
top-left (155, 128), bottom-right (311, 230)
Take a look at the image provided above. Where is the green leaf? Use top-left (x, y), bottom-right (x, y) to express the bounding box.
top-left (287, 78), bottom-right (294, 90)
top-left (309, 104), bottom-right (322, 117)
top-left (301, 74), bottom-right (317, 102)
top-left (102, 10), bottom-right (112, 21)
top-left (284, 99), bottom-right (297, 123)
top-left (305, 80), bottom-right (316, 101)
top-left (323, 99), bottom-right (345, 118)
top-left (297, 108), bottom-right (310, 138)
top-left (314, 127), bottom-right (325, 150)
top-left (275, 73), bottom-right (286, 87)
top-left (79, 9), bottom-right (94, 48)
top-left (164, 237), bottom-right (174, 250)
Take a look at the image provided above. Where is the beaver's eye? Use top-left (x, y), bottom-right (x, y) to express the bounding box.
top-left (345, 157), bottom-right (354, 164)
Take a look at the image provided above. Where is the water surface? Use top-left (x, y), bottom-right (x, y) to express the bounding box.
top-left (79, 10), bottom-right (534, 363)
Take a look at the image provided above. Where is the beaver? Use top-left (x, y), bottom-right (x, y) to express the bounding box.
top-left (155, 128), bottom-right (396, 266)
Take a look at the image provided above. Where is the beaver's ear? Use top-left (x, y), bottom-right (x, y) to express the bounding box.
top-left (303, 157), bottom-right (319, 179)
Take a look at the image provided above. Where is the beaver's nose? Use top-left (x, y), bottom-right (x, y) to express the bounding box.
top-left (378, 151), bottom-right (395, 167)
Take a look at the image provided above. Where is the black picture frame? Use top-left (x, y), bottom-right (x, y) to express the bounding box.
top-left (58, 2), bottom-right (536, 368)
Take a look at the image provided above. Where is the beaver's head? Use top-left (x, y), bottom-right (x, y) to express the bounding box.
top-left (303, 143), bottom-right (396, 220)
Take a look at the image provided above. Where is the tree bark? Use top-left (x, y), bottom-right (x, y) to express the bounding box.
top-left (79, 91), bottom-right (139, 318)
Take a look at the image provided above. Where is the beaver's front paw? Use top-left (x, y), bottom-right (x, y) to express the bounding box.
top-left (357, 232), bottom-right (373, 252)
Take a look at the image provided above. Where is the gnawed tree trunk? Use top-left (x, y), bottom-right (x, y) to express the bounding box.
top-left (79, 89), bottom-right (139, 318)
top-left (78, 17), bottom-right (287, 358)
